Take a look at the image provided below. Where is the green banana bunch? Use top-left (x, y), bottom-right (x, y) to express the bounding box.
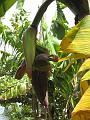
top-left (22, 26), bottom-right (37, 78)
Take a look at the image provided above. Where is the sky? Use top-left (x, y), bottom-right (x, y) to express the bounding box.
top-left (2, 0), bottom-right (75, 28)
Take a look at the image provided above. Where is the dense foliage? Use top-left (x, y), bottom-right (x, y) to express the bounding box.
top-left (0, 0), bottom-right (89, 120)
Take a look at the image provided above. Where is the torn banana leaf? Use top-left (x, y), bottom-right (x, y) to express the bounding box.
top-left (71, 87), bottom-right (90, 120)
top-left (61, 15), bottom-right (90, 56)
top-left (80, 70), bottom-right (90, 95)
top-left (78, 58), bottom-right (90, 73)
top-left (23, 27), bottom-right (37, 77)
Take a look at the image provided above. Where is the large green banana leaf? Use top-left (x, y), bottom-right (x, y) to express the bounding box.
top-left (0, 0), bottom-right (16, 17)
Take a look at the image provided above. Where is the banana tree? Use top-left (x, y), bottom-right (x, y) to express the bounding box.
top-left (0, 0), bottom-right (90, 119)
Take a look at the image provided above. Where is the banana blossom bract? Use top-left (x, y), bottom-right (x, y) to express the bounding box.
top-left (23, 27), bottom-right (37, 78)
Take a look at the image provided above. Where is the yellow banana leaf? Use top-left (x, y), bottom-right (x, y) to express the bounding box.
top-left (80, 80), bottom-right (89, 95)
top-left (81, 70), bottom-right (90, 82)
top-left (78, 58), bottom-right (90, 73)
top-left (58, 53), bottom-right (87, 62)
top-left (71, 87), bottom-right (90, 120)
top-left (80, 70), bottom-right (90, 94)
top-left (60, 15), bottom-right (90, 56)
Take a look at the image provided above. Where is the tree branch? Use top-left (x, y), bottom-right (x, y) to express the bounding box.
top-left (31, 0), bottom-right (54, 28)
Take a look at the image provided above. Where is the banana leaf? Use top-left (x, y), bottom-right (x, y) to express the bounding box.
top-left (72, 87), bottom-right (90, 120)
top-left (80, 70), bottom-right (90, 95)
top-left (60, 15), bottom-right (90, 57)
top-left (0, 0), bottom-right (16, 17)
top-left (78, 58), bottom-right (90, 73)
top-left (58, 53), bottom-right (87, 62)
